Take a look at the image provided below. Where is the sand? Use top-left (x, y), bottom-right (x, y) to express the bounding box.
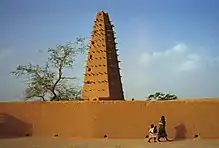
top-left (0, 138), bottom-right (219, 148)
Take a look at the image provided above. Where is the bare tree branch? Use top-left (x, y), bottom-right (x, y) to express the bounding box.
top-left (11, 37), bottom-right (88, 101)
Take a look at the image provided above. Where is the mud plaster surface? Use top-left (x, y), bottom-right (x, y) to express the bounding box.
top-left (1, 99), bottom-right (219, 138)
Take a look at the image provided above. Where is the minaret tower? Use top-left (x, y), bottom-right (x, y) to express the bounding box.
top-left (82, 11), bottom-right (124, 101)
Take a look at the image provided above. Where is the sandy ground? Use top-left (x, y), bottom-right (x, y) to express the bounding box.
top-left (0, 138), bottom-right (219, 148)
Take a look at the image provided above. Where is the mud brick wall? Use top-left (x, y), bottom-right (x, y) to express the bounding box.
top-left (0, 99), bottom-right (219, 139)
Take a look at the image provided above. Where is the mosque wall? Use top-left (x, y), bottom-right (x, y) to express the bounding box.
top-left (0, 99), bottom-right (219, 139)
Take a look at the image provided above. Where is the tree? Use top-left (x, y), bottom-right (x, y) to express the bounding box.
top-left (11, 37), bottom-right (88, 101)
top-left (147, 92), bottom-right (178, 101)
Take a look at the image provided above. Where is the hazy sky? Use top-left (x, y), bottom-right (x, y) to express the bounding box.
top-left (0, 0), bottom-right (219, 101)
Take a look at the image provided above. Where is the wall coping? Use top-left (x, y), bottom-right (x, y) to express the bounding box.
top-left (0, 98), bottom-right (219, 104)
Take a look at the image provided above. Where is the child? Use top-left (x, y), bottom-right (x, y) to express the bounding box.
top-left (148, 124), bottom-right (157, 143)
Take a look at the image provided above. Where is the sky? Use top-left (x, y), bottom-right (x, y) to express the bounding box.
top-left (0, 0), bottom-right (219, 101)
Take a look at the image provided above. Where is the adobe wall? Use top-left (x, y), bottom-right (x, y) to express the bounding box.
top-left (0, 99), bottom-right (219, 139)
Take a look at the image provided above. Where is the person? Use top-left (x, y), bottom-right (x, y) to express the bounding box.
top-left (154, 125), bottom-right (158, 135)
top-left (158, 116), bottom-right (169, 142)
top-left (148, 124), bottom-right (157, 143)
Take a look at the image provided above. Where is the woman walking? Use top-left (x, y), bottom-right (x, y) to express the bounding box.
top-left (158, 116), bottom-right (169, 142)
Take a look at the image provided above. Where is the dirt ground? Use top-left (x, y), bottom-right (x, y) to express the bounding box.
top-left (0, 138), bottom-right (219, 148)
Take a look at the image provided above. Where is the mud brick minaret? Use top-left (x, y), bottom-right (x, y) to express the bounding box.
top-left (82, 11), bottom-right (124, 101)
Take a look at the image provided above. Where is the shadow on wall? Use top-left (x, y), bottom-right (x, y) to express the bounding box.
top-left (174, 123), bottom-right (187, 141)
top-left (0, 113), bottom-right (32, 139)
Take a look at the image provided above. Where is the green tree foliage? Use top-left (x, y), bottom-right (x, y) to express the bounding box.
top-left (147, 92), bottom-right (178, 101)
top-left (11, 37), bottom-right (88, 101)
